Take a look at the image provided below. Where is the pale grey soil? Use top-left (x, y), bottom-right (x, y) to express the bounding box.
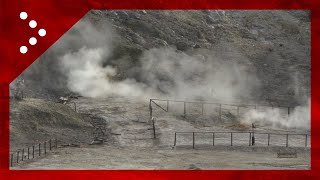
top-left (11, 97), bottom-right (310, 170)
top-left (13, 145), bottom-right (310, 170)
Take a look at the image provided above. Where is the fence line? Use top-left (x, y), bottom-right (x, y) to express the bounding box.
top-left (10, 138), bottom-right (58, 167)
top-left (150, 98), bottom-right (293, 117)
top-left (151, 98), bottom-right (291, 108)
top-left (173, 131), bottom-right (309, 148)
top-left (149, 98), bottom-right (295, 139)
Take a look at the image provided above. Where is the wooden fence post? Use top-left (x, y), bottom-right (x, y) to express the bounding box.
top-left (152, 119), bottom-right (156, 139)
top-left (49, 139), bottom-right (52, 151)
top-left (213, 133), bottom-right (215, 146)
top-left (231, 133), bottom-right (233, 146)
top-left (32, 145), bottom-right (35, 159)
top-left (167, 100), bottom-right (169, 112)
top-left (10, 154), bottom-right (13, 167)
top-left (174, 133), bottom-right (176, 146)
top-left (39, 143), bottom-right (41, 156)
top-left (268, 134), bottom-right (270, 146)
top-left (192, 132), bottom-right (195, 149)
top-left (21, 148), bottom-right (24, 161)
top-left (184, 102), bottom-right (186, 117)
top-left (252, 132), bottom-right (255, 146)
top-left (28, 147), bottom-right (30, 160)
top-left (149, 99), bottom-right (152, 120)
top-left (305, 135), bottom-right (308, 147)
top-left (249, 132), bottom-right (251, 146)
top-left (17, 151), bottom-right (19, 163)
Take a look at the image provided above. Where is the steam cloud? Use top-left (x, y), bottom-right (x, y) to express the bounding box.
top-left (241, 99), bottom-right (310, 130)
top-left (58, 20), bottom-right (260, 101)
top-left (60, 47), bottom-right (152, 97)
top-left (54, 14), bottom-right (309, 130)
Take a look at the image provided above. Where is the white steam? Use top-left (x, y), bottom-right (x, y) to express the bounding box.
top-left (56, 14), bottom-right (309, 130)
top-left (139, 47), bottom-right (260, 100)
top-left (60, 47), bottom-right (151, 97)
top-left (58, 20), bottom-right (259, 101)
top-left (241, 100), bottom-right (310, 130)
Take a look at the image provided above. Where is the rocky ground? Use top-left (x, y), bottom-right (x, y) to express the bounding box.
top-left (10, 96), bottom-right (310, 170)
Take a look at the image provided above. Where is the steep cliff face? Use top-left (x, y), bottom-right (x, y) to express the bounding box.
top-left (14, 10), bottom-right (310, 106)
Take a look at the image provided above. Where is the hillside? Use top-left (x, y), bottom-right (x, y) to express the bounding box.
top-left (13, 10), bottom-right (310, 106)
top-left (10, 98), bottom-right (93, 151)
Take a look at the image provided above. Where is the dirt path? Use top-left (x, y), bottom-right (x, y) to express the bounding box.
top-left (13, 145), bottom-right (310, 170)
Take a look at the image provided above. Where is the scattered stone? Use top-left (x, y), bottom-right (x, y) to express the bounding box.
top-left (58, 97), bottom-right (68, 104)
top-left (61, 143), bottom-right (81, 148)
top-left (188, 164), bottom-right (201, 170)
top-left (277, 149), bottom-right (297, 158)
top-left (90, 139), bottom-right (104, 145)
top-left (193, 44), bottom-right (201, 49)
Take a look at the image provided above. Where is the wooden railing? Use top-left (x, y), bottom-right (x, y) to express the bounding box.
top-left (149, 98), bottom-right (296, 139)
top-left (10, 138), bottom-right (58, 167)
top-left (150, 98), bottom-right (293, 118)
top-left (173, 131), bottom-right (309, 148)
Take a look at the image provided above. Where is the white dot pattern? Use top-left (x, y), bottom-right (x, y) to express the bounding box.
top-left (20, 12), bottom-right (28, 20)
top-left (19, 12), bottom-right (47, 54)
top-left (38, 29), bottom-right (46, 37)
top-left (29, 20), bottom-right (37, 28)
top-left (29, 37), bottom-right (37, 45)
top-left (20, 46), bottom-right (28, 54)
